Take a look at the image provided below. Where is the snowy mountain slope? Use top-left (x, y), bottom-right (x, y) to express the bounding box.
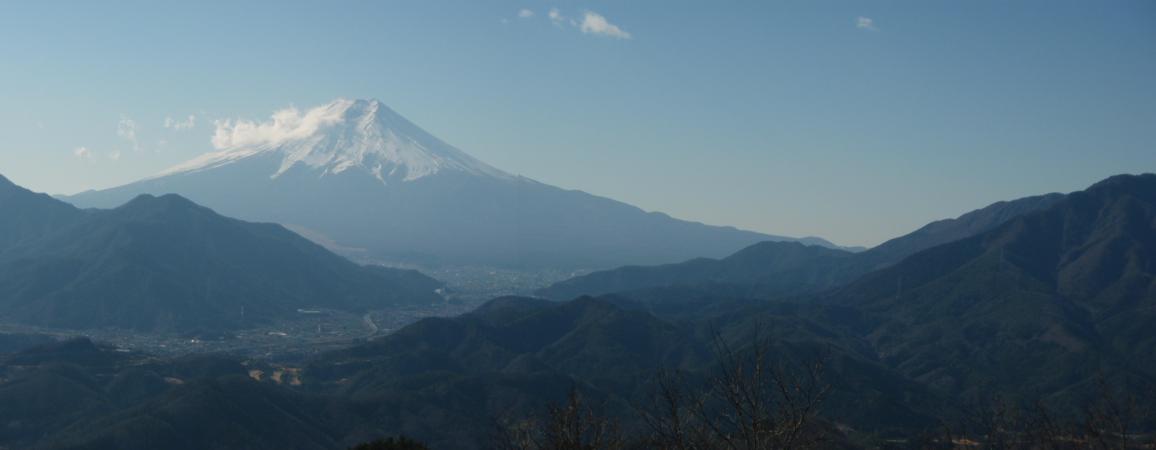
top-left (160, 99), bottom-right (513, 183)
top-left (66, 98), bottom-right (843, 270)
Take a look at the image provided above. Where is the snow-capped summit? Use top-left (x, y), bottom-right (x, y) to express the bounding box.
top-left (161, 98), bottom-right (513, 183)
top-left (68, 98), bottom-right (841, 270)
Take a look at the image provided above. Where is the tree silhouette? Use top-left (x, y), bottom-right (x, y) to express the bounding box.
top-left (493, 386), bottom-right (626, 450)
top-left (348, 436), bottom-right (430, 450)
top-left (641, 328), bottom-right (831, 450)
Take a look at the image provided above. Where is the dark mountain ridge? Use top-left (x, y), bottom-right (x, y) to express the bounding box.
top-left (0, 176), bottom-right (443, 332)
top-left (539, 190), bottom-right (1067, 300)
top-left (818, 173), bottom-right (1156, 403)
top-left (2, 174), bottom-right (1152, 449)
top-left (0, 174), bottom-right (85, 252)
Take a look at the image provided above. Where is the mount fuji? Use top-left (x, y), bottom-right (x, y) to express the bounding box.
top-left (67, 98), bottom-right (842, 269)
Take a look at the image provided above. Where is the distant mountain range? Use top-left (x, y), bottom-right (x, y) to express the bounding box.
top-left (542, 173), bottom-right (1156, 413)
top-left (538, 191), bottom-right (1065, 299)
top-left (824, 173), bottom-right (1156, 402)
top-left (0, 174), bottom-right (442, 332)
top-left (378, 173), bottom-right (1154, 446)
top-left (3, 173), bottom-right (1152, 449)
top-left (65, 98), bottom-right (850, 270)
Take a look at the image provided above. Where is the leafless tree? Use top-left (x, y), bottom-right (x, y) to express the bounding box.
top-left (1080, 376), bottom-right (1153, 450)
top-left (641, 328), bottom-right (832, 450)
top-left (937, 375), bottom-right (1155, 449)
top-left (493, 386), bottom-right (626, 450)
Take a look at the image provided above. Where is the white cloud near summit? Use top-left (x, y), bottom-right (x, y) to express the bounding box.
top-left (211, 101), bottom-right (347, 150)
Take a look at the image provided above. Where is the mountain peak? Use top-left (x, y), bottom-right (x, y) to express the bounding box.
top-left (1085, 173), bottom-right (1156, 197)
top-left (159, 98), bottom-right (514, 183)
top-left (316, 97), bottom-right (386, 125)
top-left (118, 193), bottom-right (212, 217)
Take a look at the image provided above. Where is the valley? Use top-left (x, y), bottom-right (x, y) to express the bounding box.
top-left (2, 172), bottom-right (1153, 449)
top-left (0, 284), bottom-right (508, 361)
top-left (0, 303), bottom-right (462, 360)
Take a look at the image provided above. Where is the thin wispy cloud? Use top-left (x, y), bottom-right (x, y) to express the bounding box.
top-left (579, 11), bottom-right (632, 39)
top-left (548, 8), bottom-right (564, 25)
top-left (73, 146), bottom-right (93, 162)
top-left (75, 146), bottom-right (122, 163)
top-left (856, 16), bottom-right (878, 31)
top-left (116, 118), bottom-right (136, 140)
top-left (164, 114), bottom-right (197, 130)
top-left (517, 8), bottom-right (632, 40)
top-left (117, 116), bottom-right (140, 151)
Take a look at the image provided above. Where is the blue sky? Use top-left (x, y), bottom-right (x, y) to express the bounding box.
top-left (0, 1), bottom-right (1153, 247)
